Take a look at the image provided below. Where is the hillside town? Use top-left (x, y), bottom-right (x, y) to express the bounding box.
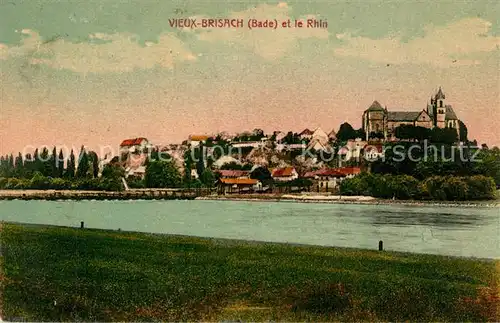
top-left (114, 131), bottom-right (365, 193)
top-left (100, 87), bottom-right (464, 193)
top-left (2, 86), bottom-right (498, 201)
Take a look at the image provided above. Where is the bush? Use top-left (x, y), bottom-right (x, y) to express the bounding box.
top-left (423, 175), bottom-right (495, 200)
top-left (127, 176), bottom-right (145, 189)
top-left (339, 173), bottom-right (373, 196)
top-left (341, 174), bottom-right (496, 201)
top-left (0, 177), bottom-right (7, 189)
top-left (74, 178), bottom-right (101, 190)
top-left (49, 178), bottom-right (71, 190)
top-left (30, 172), bottom-right (50, 189)
top-left (464, 175), bottom-right (496, 200)
top-left (388, 175), bottom-right (420, 199)
top-left (423, 176), bottom-right (447, 200)
top-left (442, 177), bottom-right (469, 201)
top-left (99, 178), bottom-right (123, 191)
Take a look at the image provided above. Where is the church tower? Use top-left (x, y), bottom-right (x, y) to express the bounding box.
top-left (435, 87), bottom-right (446, 128)
top-left (432, 87), bottom-right (446, 128)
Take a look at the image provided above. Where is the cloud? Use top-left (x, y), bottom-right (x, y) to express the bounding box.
top-left (1, 29), bottom-right (195, 73)
top-left (334, 18), bottom-right (500, 67)
top-left (196, 3), bottom-right (329, 60)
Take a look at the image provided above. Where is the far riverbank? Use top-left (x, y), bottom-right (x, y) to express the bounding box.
top-left (197, 193), bottom-right (500, 208)
top-left (0, 189), bottom-right (498, 207)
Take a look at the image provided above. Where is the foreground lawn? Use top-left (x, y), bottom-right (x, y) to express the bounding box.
top-left (0, 223), bottom-right (498, 321)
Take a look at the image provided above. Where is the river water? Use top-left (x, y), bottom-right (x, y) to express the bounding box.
top-left (0, 200), bottom-right (498, 259)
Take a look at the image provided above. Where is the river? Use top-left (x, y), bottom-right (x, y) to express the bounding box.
top-left (0, 199), bottom-right (498, 259)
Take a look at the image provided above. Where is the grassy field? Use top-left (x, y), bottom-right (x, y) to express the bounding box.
top-left (1, 222), bottom-right (498, 321)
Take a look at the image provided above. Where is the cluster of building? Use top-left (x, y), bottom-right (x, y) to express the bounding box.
top-left (109, 87), bottom-right (460, 193)
top-left (112, 135), bottom-right (364, 193)
top-left (215, 166), bottom-right (361, 194)
top-left (188, 127), bottom-right (337, 152)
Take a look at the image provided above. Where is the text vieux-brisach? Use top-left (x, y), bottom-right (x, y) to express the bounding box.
top-left (168, 18), bottom-right (328, 29)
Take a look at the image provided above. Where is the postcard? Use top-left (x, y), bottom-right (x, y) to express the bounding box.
top-left (0, 0), bottom-right (499, 321)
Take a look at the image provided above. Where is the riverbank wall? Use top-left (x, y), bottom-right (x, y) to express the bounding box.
top-left (0, 189), bottom-right (212, 201)
top-left (0, 189), bottom-right (498, 207)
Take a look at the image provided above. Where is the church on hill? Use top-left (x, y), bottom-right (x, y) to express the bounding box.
top-left (362, 87), bottom-right (460, 141)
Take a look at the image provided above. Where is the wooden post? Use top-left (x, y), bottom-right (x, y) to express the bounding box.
top-left (80, 221), bottom-right (84, 229)
top-left (378, 240), bottom-right (383, 251)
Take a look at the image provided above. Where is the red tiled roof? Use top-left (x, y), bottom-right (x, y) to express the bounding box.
top-left (217, 170), bottom-right (249, 178)
top-left (316, 168), bottom-right (344, 177)
top-left (189, 135), bottom-right (209, 141)
top-left (335, 167), bottom-right (362, 175)
top-left (120, 137), bottom-right (147, 147)
top-left (220, 178), bottom-right (258, 185)
top-left (272, 167), bottom-right (295, 177)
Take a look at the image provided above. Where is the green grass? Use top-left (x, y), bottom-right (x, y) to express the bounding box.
top-left (1, 222), bottom-right (498, 321)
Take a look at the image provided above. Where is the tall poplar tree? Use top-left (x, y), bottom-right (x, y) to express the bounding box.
top-left (58, 149), bottom-right (65, 178)
top-left (66, 149), bottom-right (76, 178)
top-left (50, 146), bottom-right (58, 177)
top-left (40, 147), bottom-right (51, 177)
top-left (76, 146), bottom-right (89, 178)
top-left (88, 151), bottom-right (99, 178)
top-left (14, 152), bottom-right (24, 177)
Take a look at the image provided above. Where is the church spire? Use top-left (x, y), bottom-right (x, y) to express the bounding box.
top-left (435, 86), bottom-right (445, 100)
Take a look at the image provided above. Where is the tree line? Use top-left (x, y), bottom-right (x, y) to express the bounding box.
top-left (340, 172), bottom-right (496, 200)
top-left (0, 146), bottom-right (124, 191)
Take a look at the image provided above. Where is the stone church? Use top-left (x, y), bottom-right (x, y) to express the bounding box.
top-left (362, 87), bottom-right (460, 140)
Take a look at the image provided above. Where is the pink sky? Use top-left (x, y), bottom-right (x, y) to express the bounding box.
top-left (1, 3), bottom-right (499, 156)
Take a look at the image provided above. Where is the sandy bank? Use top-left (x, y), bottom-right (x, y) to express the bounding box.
top-left (196, 194), bottom-right (500, 208)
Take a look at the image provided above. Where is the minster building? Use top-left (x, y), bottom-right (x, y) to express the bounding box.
top-left (362, 87), bottom-right (460, 141)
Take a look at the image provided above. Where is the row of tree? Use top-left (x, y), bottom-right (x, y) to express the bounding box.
top-left (0, 146), bottom-right (99, 180)
top-left (370, 144), bottom-right (500, 187)
top-left (0, 163), bottom-right (125, 191)
top-left (339, 172), bottom-right (496, 200)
